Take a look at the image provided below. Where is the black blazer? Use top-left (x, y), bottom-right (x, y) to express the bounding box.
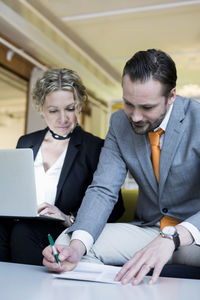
top-left (16, 126), bottom-right (124, 222)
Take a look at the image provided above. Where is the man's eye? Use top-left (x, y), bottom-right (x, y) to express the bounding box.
top-left (125, 102), bottom-right (133, 107)
top-left (143, 106), bottom-right (153, 110)
top-left (49, 110), bottom-right (57, 113)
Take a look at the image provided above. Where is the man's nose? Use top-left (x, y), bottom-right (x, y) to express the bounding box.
top-left (131, 109), bottom-right (143, 122)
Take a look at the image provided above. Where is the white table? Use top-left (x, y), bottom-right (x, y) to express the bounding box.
top-left (0, 262), bottom-right (199, 300)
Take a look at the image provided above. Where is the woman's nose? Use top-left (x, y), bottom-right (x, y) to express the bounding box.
top-left (59, 111), bottom-right (68, 123)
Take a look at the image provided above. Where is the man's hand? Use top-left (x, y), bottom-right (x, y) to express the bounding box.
top-left (115, 235), bottom-right (175, 285)
top-left (42, 240), bottom-right (86, 272)
top-left (115, 224), bottom-right (194, 285)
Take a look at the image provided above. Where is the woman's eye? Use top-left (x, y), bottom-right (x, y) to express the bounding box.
top-left (66, 107), bottom-right (75, 112)
top-left (49, 110), bottom-right (57, 113)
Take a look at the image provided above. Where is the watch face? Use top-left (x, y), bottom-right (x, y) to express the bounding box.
top-left (162, 226), bottom-right (176, 235)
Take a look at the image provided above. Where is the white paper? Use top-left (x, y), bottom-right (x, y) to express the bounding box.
top-left (53, 262), bottom-right (121, 284)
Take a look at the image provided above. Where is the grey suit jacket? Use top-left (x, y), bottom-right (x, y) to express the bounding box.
top-left (69, 95), bottom-right (200, 241)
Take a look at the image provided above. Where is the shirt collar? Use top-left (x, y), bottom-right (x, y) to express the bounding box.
top-left (154, 103), bottom-right (173, 132)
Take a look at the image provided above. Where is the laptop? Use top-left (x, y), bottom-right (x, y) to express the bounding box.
top-left (0, 148), bottom-right (62, 222)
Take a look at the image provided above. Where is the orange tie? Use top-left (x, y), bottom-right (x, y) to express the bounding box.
top-left (148, 128), bottom-right (164, 182)
top-left (148, 129), bottom-right (179, 230)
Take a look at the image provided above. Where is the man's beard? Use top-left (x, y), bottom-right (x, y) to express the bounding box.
top-left (130, 111), bottom-right (167, 135)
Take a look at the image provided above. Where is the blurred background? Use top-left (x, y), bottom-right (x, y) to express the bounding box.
top-left (0, 0), bottom-right (200, 149)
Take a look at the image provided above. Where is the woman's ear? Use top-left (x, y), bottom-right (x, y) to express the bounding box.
top-left (77, 105), bottom-right (82, 114)
top-left (39, 107), bottom-right (44, 118)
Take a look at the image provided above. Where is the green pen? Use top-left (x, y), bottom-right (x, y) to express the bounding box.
top-left (48, 234), bottom-right (61, 267)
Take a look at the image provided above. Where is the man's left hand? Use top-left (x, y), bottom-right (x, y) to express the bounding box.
top-left (115, 235), bottom-right (175, 285)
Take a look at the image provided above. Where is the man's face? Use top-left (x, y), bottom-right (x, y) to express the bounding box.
top-left (122, 75), bottom-right (176, 134)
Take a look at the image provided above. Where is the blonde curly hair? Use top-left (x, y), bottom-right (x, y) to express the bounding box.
top-left (32, 68), bottom-right (88, 110)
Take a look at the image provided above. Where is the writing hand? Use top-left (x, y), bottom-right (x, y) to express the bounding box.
top-left (42, 240), bottom-right (86, 272)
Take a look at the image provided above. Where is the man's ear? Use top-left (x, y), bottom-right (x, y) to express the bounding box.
top-left (168, 88), bottom-right (176, 105)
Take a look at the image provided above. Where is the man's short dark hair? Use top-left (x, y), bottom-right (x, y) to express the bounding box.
top-left (123, 49), bottom-right (177, 97)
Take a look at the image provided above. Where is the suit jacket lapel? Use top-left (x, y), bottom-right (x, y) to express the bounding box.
top-left (159, 97), bottom-right (186, 196)
top-left (55, 126), bottom-right (82, 203)
top-left (27, 128), bottom-right (48, 159)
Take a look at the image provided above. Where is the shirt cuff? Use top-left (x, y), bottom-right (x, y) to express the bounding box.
top-left (180, 221), bottom-right (200, 245)
top-left (71, 230), bottom-right (94, 254)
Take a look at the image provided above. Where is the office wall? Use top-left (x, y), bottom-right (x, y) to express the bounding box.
top-left (83, 100), bottom-right (108, 139)
top-left (0, 40), bottom-right (34, 148)
top-left (26, 67), bottom-right (46, 134)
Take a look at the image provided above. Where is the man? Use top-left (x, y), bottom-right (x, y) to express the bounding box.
top-left (43, 49), bottom-right (200, 285)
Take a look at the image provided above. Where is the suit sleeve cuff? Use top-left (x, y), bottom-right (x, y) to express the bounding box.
top-left (180, 221), bottom-right (200, 245)
top-left (71, 230), bottom-right (94, 254)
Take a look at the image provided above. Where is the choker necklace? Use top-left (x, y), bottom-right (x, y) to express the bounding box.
top-left (48, 128), bottom-right (73, 140)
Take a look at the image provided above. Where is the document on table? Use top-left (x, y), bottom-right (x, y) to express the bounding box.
top-left (53, 262), bottom-right (121, 284)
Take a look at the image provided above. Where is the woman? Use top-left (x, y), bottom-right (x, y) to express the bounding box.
top-left (0, 69), bottom-right (124, 265)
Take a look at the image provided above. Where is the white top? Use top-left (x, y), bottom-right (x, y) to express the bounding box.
top-left (71, 104), bottom-right (200, 252)
top-left (34, 147), bottom-right (68, 206)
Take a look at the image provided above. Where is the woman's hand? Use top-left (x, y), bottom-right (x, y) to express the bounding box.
top-left (38, 202), bottom-right (71, 226)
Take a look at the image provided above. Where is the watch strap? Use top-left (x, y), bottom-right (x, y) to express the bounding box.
top-left (160, 227), bottom-right (180, 251)
top-left (173, 231), bottom-right (180, 251)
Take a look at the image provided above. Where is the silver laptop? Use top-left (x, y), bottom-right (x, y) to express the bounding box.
top-left (0, 148), bottom-right (62, 221)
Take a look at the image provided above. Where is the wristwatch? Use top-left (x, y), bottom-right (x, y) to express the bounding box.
top-left (69, 213), bottom-right (75, 225)
top-left (160, 226), bottom-right (180, 251)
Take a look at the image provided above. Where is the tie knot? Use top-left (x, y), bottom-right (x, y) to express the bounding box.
top-left (148, 128), bottom-right (164, 146)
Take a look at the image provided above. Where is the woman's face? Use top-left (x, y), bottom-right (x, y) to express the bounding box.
top-left (40, 90), bottom-right (81, 136)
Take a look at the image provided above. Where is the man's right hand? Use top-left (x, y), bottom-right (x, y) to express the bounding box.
top-left (42, 239), bottom-right (86, 272)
